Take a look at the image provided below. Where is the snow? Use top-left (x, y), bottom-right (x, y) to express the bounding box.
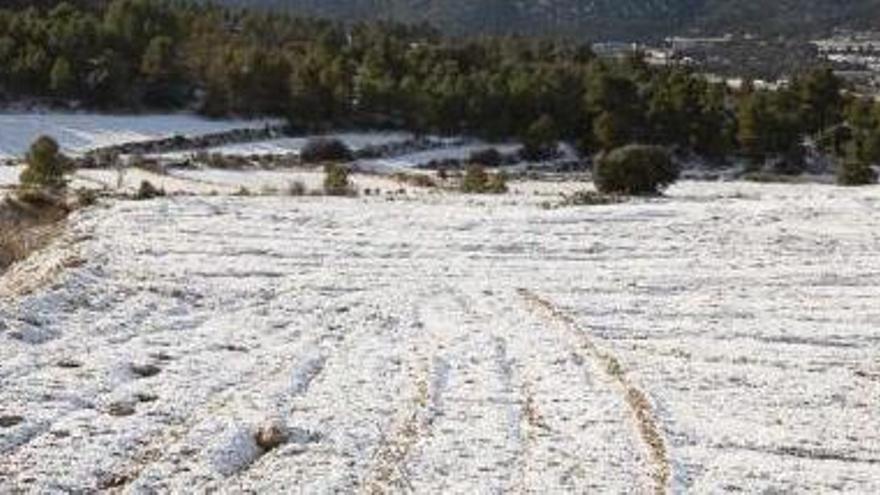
top-left (0, 113), bottom-right (280, 158)
top-left (1, 180), bottom-right (879, 492)
top-left (0, 166), bottom-right (21, 187)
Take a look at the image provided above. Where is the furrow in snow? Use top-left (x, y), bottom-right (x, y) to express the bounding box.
top-left (518, 288), bottom-right (672, 495)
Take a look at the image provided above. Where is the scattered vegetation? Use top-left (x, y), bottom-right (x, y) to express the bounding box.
top-left (461, 165), bottom-right (508, 194)
top-left (559, 190), bottom-right (625, 206)
top-left (323, 163), bottom-right (356, 196)
top-left (594, 145), bottom-right (678, 195)
top-left (75, 188), bottom-right (100, 207)
top-left (0, 191), bottom-right (69, 270)
top-left (837, 157), bottom-right (878, 186)
top-left (392, 172), bottom-right (437, 188)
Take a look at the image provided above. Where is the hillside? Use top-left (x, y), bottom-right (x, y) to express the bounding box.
top-left (215, 0), bottom-right (879, 40)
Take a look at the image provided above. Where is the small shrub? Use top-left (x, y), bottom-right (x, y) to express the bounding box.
top-left (136, 180), bottom-right (165, 200)
top-left (461, 165), bottom-right (489, 193)
top-left (594, 145), bottom-right (678, 195)
top-left (287, 181), bottom-right (307, 196)
top-left (20, 136), bottom-right (68, 190)
top-left (560, 190), bottom-right (624, 206)
top-left (469, 148), bottom-right (503, 168)
top-left (837, 158), bottom-right (878, 186)
top-left (485, 171), bottom-right (508, 194)
top-left (323, 163), bottom-right (355, 196)
top-left (301, 138), bottom-right (353, 164)
top-left (461, 165), bottom-right (507, 194)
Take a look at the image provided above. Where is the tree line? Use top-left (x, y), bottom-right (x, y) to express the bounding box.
top-left (1, 0), bottom-right (879, 181)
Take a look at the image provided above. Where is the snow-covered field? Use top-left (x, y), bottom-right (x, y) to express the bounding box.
top-left (0, 166), bottom-right (20, 188)
top-left (0, 113), bottom-right (279, 158)
top-left (1, 181), bottom-right (879, 493)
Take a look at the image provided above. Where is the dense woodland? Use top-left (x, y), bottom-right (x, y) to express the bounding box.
top-left (1, 0), bottom-right (880, 181)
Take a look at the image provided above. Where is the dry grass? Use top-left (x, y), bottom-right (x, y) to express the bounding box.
top-left (0, 192), bottom-right (70, 271)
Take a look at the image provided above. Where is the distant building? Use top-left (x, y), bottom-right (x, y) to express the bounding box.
top-left (591, 42), bottom-right (639, 59)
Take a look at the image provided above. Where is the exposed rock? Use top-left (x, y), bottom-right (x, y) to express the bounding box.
top-left (255, 420), bottom-right (288, 451)
top-left (56, 358), bottom-right (82, 369)
top-left (107, 402), bottom-right (136, 417)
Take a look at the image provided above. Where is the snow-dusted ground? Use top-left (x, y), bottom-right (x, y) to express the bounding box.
top-left (0, 166), bottom-right (20, 188)
top-left (0, 113), bottom-right (279, 158)
top-left (1, 181), bottom-right (879, 493)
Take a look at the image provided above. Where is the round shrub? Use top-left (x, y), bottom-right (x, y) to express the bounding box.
top-left (594, 145), bottom-right (678, 195)
top-left (323, 163), bottom-right (354, 196)
top-left (300, 138), bottom-right (353, 164)
top-left (837, 158), bottom-right (877, 186)
top-left (461, 165), bottom-right (489, 193)
top-left (461, 165), bottom-right (507, 194)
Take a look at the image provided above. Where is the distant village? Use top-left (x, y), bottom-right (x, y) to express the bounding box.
top-left (593, 30), bottom-right (880, 97)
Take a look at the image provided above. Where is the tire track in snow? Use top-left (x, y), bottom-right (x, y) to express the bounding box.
top-left (95, 295), bottom-right (344, 490)
top-left (517, 288), bottom-right (672, 495)
top-left (396, 287), bottom-right (532, 492)
top-left (361, 361), bottom-right (430, 494)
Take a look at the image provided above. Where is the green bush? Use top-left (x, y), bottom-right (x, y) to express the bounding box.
top-left (837, 158), bottom-right (877, 186)
top-left (486, 172), bottom-right (508, 194)
top-left (301, 138), bottom-right (353, 164)
top-left (594, 145), bottom-right (678, 195)
top-left (461, 165), bottom-right (489, 193)
top-left (461, 165), bottom-right (507, 194)
top-left (520, 114), bottom-right (559, 161)
top-left (20, 136), bottom-right (68, 190)
top-left (323, 163), bottom-right (354, 196)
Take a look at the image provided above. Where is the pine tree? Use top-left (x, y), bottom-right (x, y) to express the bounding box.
top-left (20, 136), bottom-right (68, 189)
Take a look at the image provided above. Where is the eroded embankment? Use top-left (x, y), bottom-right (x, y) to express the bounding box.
top-left (0, 191), bottom-right (83, 297)
top-left (0, 193), bottom-right (69, 269)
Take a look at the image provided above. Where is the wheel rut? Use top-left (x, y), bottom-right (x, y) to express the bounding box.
top-left (518, 288), bottom-right (672, 495)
